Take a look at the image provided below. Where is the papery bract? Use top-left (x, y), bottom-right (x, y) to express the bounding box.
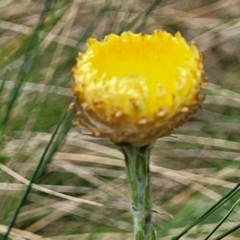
top-left (72, 30), bottom-right (207, 146)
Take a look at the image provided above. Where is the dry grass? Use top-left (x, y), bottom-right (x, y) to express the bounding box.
top-left (0, 0), bottom-right (240, 239)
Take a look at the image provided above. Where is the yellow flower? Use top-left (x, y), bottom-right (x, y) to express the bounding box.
top-left (72, 30), bottom-right (207, 146)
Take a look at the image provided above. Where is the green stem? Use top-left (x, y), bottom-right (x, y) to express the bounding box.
top-left (119, 143), bottom-right (156, 240)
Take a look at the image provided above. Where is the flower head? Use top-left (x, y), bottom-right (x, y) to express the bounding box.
top-left (72, 30), bottom-right (207, 146)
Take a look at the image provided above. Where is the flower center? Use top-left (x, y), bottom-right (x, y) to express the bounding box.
top-left (73, 31), bottom-right (202, 122)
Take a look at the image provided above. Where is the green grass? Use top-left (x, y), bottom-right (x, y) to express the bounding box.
top-left (1, 0), bottom-right (240, 239)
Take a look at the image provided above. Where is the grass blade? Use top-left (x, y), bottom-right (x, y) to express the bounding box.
top-left (0, 0), bottom-right (55, 129)
top-left (171, 183), bottom-right (240, 239)
top-left (2, 109), bottom-right (73, 240)
top-left (214, 222), bottom-right (240, 240)
top-left (204, 198), bottom-right (240, 240)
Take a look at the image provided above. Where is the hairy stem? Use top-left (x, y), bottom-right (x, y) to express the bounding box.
top-left (119, 143), bottom-right (156, 240)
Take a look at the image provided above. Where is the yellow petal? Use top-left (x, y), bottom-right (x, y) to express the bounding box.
top-left (72, 30), bottom-right (207, 146)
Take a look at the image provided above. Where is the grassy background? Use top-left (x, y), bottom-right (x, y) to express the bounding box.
top-left (0, 0), bottom-right (240, 239)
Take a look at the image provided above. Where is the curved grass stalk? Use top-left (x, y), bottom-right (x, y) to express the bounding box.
top-left (214, 222), bottom-right (240, 240)
top-left (2, 110), bottom-right (73, 240)
top-left (0, 0), bottom-right (54, 130)
top-left (204, 198), bottom-right (240, 240)
top-left (172, 183), bottom-right (240, 240)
